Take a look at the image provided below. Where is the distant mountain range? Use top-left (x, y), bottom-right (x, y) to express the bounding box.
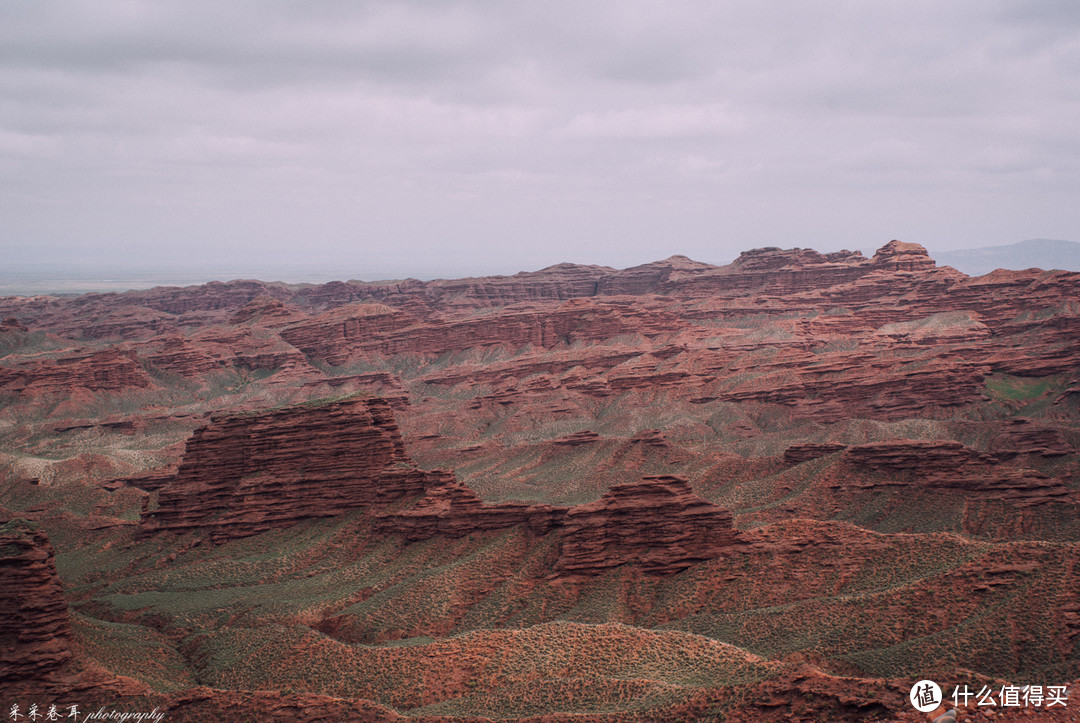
top-left (929, 238), bottom-right (1080, 276)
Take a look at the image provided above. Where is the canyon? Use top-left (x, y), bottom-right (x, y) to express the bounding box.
top-left (1, 240), bottom-right (1078, 721)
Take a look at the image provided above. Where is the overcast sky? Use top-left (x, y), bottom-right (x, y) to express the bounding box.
top-left (2, 1), bottom-right (1078, 280)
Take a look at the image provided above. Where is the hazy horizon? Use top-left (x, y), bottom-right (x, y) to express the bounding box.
top-left (3, 236), bottom-right (1078, 297)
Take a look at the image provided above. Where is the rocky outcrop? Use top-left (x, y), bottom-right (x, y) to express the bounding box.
top-left (554, 475), bottom-right (742, 576)
top-left (648, 241), bottom-right (934, 300)
top-left (375, 477), bottom-right (565, 541)
top-left (278, 303), bottom-right (421, 365)
top-left (122, 280), bottom-right (287, 315)
top-left (378, 474), bottom-right (741, 576)
top-left (418, 263), bottom-right (612, 310)
top-left (552, 430), bottom-right (603, 447)
top-left (784, 443), bottom-right (848, 464)
top-left (299, 371), bottom-right (410, 409)
top-left (845, 440), bottom-right (1071, 505)
top-left (282, 297), bottom-right (680, 362)
top-left (993, 418), bottom-right (1073, 458)
top-left (228, 294), bottom-right (308, 327)
top-left (0, 348), bottom-right (152, 395)
top-left (135, 326), bottom-right (318, 381)
top-left (0, 520), bottom-right (72, 685)
top-left (869, 239), bottom-right (937, 272)
top-left (143, 336), bottom-right (227, 377)
top-left (1, 317), bottom-right (28, 333)
top-left (116, 466), bottom-right (181, 492)
top-left (420, 347), bottom-right (641, 388)
top-left (139, 395), bottom-right (445, 541)
top-left (82, 305), bottom-right (180, 340)
top-left (718, 355), bottom-right (987, 422)
top-left (728, 247), bottom-right (832, 272)
top-left (138, 397), bottom-right (738, 575)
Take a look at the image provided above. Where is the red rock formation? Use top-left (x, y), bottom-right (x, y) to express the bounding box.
top-left (116, 465), bottom-right (181, 492)
top-left (1, 316), bottom-right (28, 332)
top-left (0, 520), bottom-right (72, 685)
top-left (82, 305), bottom-right (180, 340)
top-left (993, 418), bottom-right (1073, 458)
top-left (278, 302), bottom-right (422, 364)
top-left (376, 473), bottom-right (742, 576)
top-left (161, 688), bottom-right (405, 722)
top-left (282, 297), bottom-right (680, 362)
top-left (375, 477), bottom-right (565, 541)
top-left (554, 475), bottom-right (742, 576)
top-left (650, 242), bottom-right (921, 299)
top-left (552, 430), bottom-right (602, 447)
top-left (228, 294), bottom-right (308, 327)
top-left (718, 355), bottom-right (987, 422)
top-left (136, 327), bottom-right (318, 380)
top-left (143, 336), bottom-right (226, 377)
top-left (784, 442), bottom-right (848, 464)
top-left (140, 393), bottom-right (740, 577)
top-left (123, 280), bottom-right (287, 315)
top-left (139, 395), bottom-right (443, 541)
top-left (724, 662), bottom-right (907, 722)
top-left (589, 254), bottom-right (711, 295)
top-left (870, 239), bottom-right (937, 272)
top-left (845, 440), bottom-right (1071, 505)
top-left (190, 327), bottom-right (310, 372)
top-left (728, 246), bottom-right (832, 272)
top-left (298, 371), bottom-right (410, 409)
top-left (420, 347), bottom-right (641, 388)
top-left (0, 348), bottom-right (152, 396)
top-left (418, 262), bottom-right (612, 310)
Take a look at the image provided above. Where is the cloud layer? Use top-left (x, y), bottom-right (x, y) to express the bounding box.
top-left (3, 0), bottom-right (1078, 277)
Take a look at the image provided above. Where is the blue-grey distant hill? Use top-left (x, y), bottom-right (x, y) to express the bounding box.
top-left (930, 239), bottom-right (1080, 276)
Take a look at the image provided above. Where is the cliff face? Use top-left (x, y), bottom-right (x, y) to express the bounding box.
top-left (278, 303), bottom-right (422, 365)
top-left (781, 439), bottom-right (1073, 507)
top-left (279, 297), bottom-right (679, 363)
top-left (0, 349), bottom-right (152, 396)
top-left (0, 520), bottom-right (72, 686)
top-left (376, 475), bottom-right (741, 575)
top-left (844, 440), bottom-right (1071, 505)
top-left (555, 476), bottom-right (742, 576)
top-left (139, 396), bottom-right (445, 541)
top-left (374, 477), bottom-right (566, 541)
top-left (140, 398), bottom-right (740, 575)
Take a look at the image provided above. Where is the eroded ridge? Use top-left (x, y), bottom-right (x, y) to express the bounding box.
top-left (139, 395), bottom-right (451, 541)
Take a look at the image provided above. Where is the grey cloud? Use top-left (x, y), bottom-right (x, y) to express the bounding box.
top-left (1, 0), bottom-right (1078, 278)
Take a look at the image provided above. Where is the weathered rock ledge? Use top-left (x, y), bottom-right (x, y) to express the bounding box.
top-left (138, 395), bottom-right (449, 542)
top-left (138, 397), bottom-right (741, 574)
top-left (0, 520), bottom-right (73, 686)
top-left (378, 474), bottom-right (742, 576)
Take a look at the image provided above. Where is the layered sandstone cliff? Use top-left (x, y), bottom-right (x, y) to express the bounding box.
top-left (279, 297), bottom-right (680, 362)
top-left (375, 477), bottom-right (566, 541)
top-left (139, 397), bottom-right (741, 575)
top-left (554, 475), bottom-right (742, 576)
top-left (378, 474), bottom-right (742, 575)
top-left (845, 440), bottom-right (1071, 505)
top-left (782, 439), bottom-right (1072, 506)
top-left (0, 348), bottom-right (152, 396)
top-left (139, 395), bottom-right (446, 541)
top-left (0, 520), bottom-right (72, 685)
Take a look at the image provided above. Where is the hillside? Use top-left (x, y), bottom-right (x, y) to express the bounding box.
top-left (2, 240), bottom-right (1079, 721)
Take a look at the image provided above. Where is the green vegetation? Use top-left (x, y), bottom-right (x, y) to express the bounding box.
top-left (984, 373), bottom-right (1057, 402)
